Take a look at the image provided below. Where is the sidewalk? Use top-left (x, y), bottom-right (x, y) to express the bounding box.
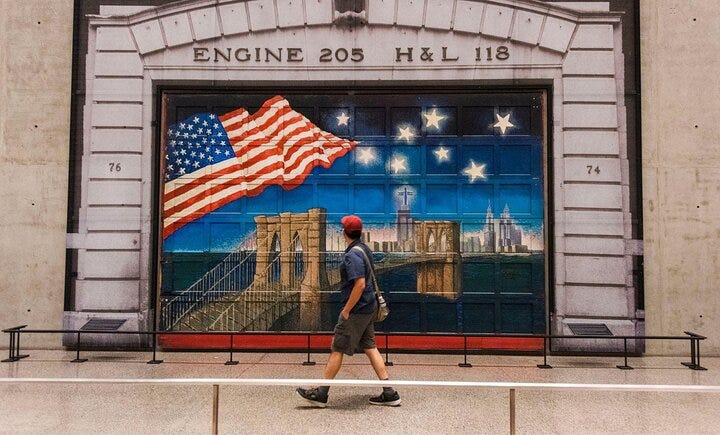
top-left (1, 350), bottom-right (719, 434)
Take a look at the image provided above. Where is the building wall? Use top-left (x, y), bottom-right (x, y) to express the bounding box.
top-left (641, 0), bottom-right (720, 355)
top-left (1, 0), bottom-right (719, 355)
top-left (0, 0), bottom-right (74, 347)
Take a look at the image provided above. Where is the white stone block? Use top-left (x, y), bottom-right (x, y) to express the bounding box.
top-left (480, 4), bottom-right (513, 39)
top-left (538, 16), bottom-right (574, 53)
top-left (87, 181), bottom-right (142, 206)
top-left (452, 0), bottom-right (483, 33)
top-left (92, 78), bottom-right (144, 102)
top-left (94, 52), bottom-right (144, 76)
top-left (90, 129), bottom-right (143, 153)
top-left (219, 2), bottom-right (250, 35)
top-left (563, 157), bottom-right (621, 183)
top-left (85, 233), bottom-right (142, 250)
top-left (565, 285), bottom-right (629, 317)
top-left (564, 184), bottom-right (623, 209)
top-left (79, 251), bottom-right (141, 279)
top-left (563, 77), bottom-right (617, 103)
top-left (305, 0), bottom-right (332, 25)
top-left (161, 13), bottom-right (194, 47)
top-left (563, 50), bottom-right (615, 75)
top-left (277, 0), bottom-right (305, 28)
top-left (563, 210), bottom-right (624, 236)
top-left (76, 280), bottom-right (140, 311)
top-left (88, 154), bottom-right (142, 179)
top-left (563, 130), bottom-right (619, 155)
top-left (396, 0), bottom-right (424, 28)
top-left (510, 10), bottom-right (543, 45)
top-left (565, 256), bottom-right (626, 285)
top-left (368, 0), bottom-right (396, 25)
top-left (552, 2), bottom-right (609, 12)
top-left (424, 0), bottom-right (453, 30)
top-left (190, 7), bottom-right (222, 41)
top-left (96, 27), bottom-right (136, 51)
top-left (99, 5), bottom-right (155, 15)
top-left (570, 24), bottom-right (614, 49)
top-left (91, 104), bottom-right (143, 128)
top-left (564, 104), bottom-right (617, 129)
top-left (247, 0), bottom-right (277, 31)
top-left (131, 20), bottom-right (166, 54)
top-left (564, 236), bottom-right (624, 255)
top-left (86, 206), bottom-right (142, 231)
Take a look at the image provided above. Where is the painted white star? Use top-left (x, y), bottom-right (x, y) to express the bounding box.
top-left (463, 160), bottom-right (487, 183)
top-left (357, 148), bottom-right (376, 165)
top-left (193, 117), bottom-right (200, 123)
top-left (209, 114), bottom-right (216, 119)
top-left (493, 113), bottom-right (514, 134)
top-left (390, 157), bottom-right (407, 174)
top-left (434, 146), bottom-right (450, 162)
top-left (423, 109), bottom-right (446, 129)
top-left (397, 126), bottom-right (415, 142)
top-left (336, 112), bottom-right (350, 126)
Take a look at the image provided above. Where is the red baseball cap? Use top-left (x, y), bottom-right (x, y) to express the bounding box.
top-left (341, 215), bottom-right (363, 232)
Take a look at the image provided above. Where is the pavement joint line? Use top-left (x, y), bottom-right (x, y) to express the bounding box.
top-left (2, 378), bottom-right (720, 393)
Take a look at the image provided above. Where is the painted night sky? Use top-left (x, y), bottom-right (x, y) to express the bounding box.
top-left (162, 93), bottom-right (544, 253)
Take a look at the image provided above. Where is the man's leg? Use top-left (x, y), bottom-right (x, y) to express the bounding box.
top-left (363, 347), bottom-right (388, 380)
top-left (323, 351), bottom-right (345, 379)
top-left (364, 347), bottom-right (401, 406)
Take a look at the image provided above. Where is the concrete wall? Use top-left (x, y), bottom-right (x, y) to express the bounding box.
top-left (0, 0), bottom-right (74, 347)
top-left (642, 0), bottom-right (720, 355)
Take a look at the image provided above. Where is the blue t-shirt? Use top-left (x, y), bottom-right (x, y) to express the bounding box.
top-left (340, 241), bottom-right (377, 314)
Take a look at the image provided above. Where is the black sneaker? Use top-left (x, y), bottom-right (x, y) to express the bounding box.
top-left (296, 387), bottom-right (328, 408)
top-left (369, 390), bottom-right (401, 406)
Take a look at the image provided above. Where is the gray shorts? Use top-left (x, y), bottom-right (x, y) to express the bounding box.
top-left (331, 312), bottom-right (376, 356)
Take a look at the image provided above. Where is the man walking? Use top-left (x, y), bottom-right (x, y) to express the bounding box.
top-left (296, 215), bottom-right (401, 407)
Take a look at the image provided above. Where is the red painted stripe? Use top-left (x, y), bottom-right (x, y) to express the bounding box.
top-left (158, 334), bottom-right (543, 351)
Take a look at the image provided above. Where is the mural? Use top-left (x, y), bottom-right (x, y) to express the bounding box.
top-left (159, 91), bottom-right (546, 335)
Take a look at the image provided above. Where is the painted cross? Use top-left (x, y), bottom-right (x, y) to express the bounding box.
top-left (398, 187), bottom-right (414, 206)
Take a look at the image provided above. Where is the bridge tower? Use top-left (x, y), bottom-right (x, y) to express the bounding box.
top-left (414, 221), bottom-right (462, 299)
top-left (254, 208), bottom-right (329, 330)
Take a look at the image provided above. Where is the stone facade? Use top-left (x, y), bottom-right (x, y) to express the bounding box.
top-left (63, 0), bottom-right (639, 350)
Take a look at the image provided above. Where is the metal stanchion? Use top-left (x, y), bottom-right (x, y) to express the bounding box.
top-left (616, 338), bottom-right (633, 370)
top-left (71, 332), bottom-right (87, 363)
top-left (147, 332), bottom-right (163, 364)
top-left (458, 335), bottom-right (472, 367)
top-left (2, 332), bottom-right (15, 362)
top-left (302, 334), bottom-right (315, 366)
top-left (225, 334), bottom-right (238, 365)
top-left (537, 336), bottom-right (552, 369)
top-left (384, 334), bottom-right (393, 366)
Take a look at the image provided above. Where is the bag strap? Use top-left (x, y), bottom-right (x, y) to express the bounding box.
top-left (351, 246), bottom-right (383, 299)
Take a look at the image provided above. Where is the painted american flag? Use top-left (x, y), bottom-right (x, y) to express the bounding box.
top-left (162, 95), bottom-right (357, 238)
